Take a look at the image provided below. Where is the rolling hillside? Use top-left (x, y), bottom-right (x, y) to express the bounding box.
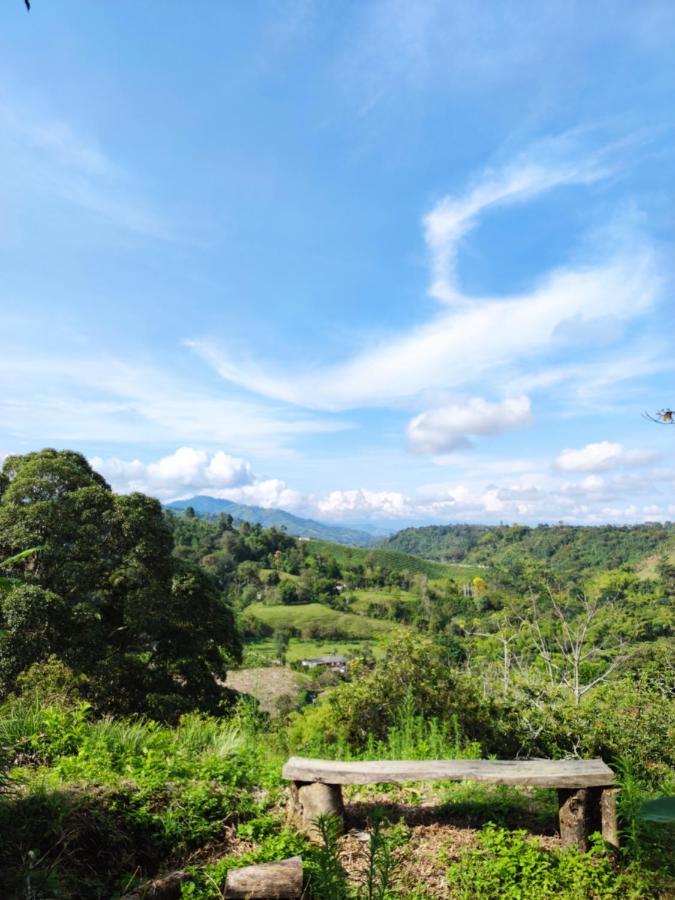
top-left (167, 496), bottom-right (376, 546)
top-left (383, 522), bottom-right (675, 574)
top-left (245, 601), bottom-right (400, 640)
top-left (304, 539), bottom-right (486, 581)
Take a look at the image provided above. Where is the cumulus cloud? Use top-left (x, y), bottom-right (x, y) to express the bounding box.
top-left (89, 447), bottom-right (674, 526)
top-left (554, 441), bottom-right (657, 473)
top-left (407, 395), bottom-right (532, 453)
top-left (91, 447), bottom-right (253, 500)
top-left (316, 488), bottom-right (411, 519)
top-left (216, 479), bottom-right (304, 510)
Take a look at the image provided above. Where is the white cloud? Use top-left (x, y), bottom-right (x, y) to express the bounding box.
top-left (88, 446), bottom-right (675, 527)
top-left (0, 97), bottom-right (173, 240)
top-left (91, 447), bottom-right (254, 500)
top-left (191, 136), bottom-right (663, 414)
top-left (423, 138), bottom-right (610, 305)
top-left (91, 449), bottom-right (305, 511)
top-left (407, 395), bottom-right (532, 453)
top-left (554, 441), bottom-right (657, 473)
top-left (317, 488), bottom-right (411, 519)
top-left (216, 479), bottom-right (304, 511)
top-left (0, 342), bottom-right (347, 454)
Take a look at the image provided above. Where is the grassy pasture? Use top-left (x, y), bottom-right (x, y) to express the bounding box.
top-left (244, 636), bottom-right (384, 664)
top-left (246, 601), bottom-right (400, 640)
top-left (305, 539), bottom-right (489, 582)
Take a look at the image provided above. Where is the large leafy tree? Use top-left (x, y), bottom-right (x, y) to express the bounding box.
top-left (0, 449), bottom-right (241, 718)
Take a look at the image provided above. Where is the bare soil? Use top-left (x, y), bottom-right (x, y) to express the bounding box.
top-left (226, 666), bottom-right (306, 714)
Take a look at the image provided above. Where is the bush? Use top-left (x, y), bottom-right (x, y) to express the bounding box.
top-left (447, 825), bottom-right (661, 899)
top-left (292, 635), bottom-right (499, 753)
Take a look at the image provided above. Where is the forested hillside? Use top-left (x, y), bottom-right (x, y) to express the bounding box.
top-left (0, 450), bottom-right (673, 898)
top-left (384, 522), bottom-right (675, 574)
top-left (168, 495), bottom-right (377, 546)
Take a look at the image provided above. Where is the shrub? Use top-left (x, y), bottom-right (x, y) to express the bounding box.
top-left (447, 825), bottom-right (660, 899)
top-left (293, 635), bottom-right (498, 753)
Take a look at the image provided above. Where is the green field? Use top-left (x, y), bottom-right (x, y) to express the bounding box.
top-left (305, 539), bottom-right (483, 580)
top-left (244, 636), bottom-right (385, 663)
top-left (350, 587), bottom-right (418, 615)
top-left (246, 600), bottom-right (401, 639)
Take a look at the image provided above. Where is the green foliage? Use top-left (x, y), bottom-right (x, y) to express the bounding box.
top-left (362, 809), bottom-right (408, 900)
top-left (302, 811), bottom-right (407, 900)
top-left (290, 635), bottom-right (496, 755)
top-left (309, 814), bottom-right (351, 900)
top-left (0, 697), bottom-right (279, 897)
top-left (0, 585), bottom-right (70, 692)
top-left (447, 825), bottom-right (657, 899)
top-left (306, 540), bottom-right (458, 580)
top-left (384, 522), bottom-right (675, 577)
top-left (640, 797), bottom-right (675, 823)
top-left (0, 546), bottom-right (42, 593)
top-left (0, 449), bottom-right (241, 719)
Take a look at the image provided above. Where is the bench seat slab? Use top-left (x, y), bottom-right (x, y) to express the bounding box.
top-left (282, 757), bottom-right (615, 789)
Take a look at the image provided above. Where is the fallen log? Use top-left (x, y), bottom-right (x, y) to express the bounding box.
top-left (224, 856), bottom-right (303, 898)
top-left (122, 869), bottom-right (188, 899)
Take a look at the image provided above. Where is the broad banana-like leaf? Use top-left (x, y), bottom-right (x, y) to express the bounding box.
top-left (640, 797), bottom-right (675, 823)
top-left (0, 547), bottom-right (42, 594)
top-left (0, 547), bottom-right (43, 568)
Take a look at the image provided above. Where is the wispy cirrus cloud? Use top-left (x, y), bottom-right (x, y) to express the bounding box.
top-left (554, 441), bottom-right (658, 473)
top-left (0, 339), bottom-right (348, 455)
top-left (189, 134), bottom-right (664, 416)
top-left (0, 96), bottom-right (173, 240)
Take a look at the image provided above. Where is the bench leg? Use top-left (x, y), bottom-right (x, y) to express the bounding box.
top-left (288, 781), bottom-right (344, 840)
top-left (558, 788), bottom-right (589, 850)
top-left (600, 786), bottom-right (620, 849)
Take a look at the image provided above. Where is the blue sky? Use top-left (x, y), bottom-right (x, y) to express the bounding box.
top-left (1, 0), bottom-right (674, 526)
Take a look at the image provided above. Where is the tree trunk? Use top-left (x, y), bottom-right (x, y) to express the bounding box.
top-left (558, 788), bottom-right (589, 849)
top-left (287, 780), bottom-right (344, 839)
top-left (225, 856), bottom-right (303, 898)
top-left (600, 786), bottom-right (620, 849)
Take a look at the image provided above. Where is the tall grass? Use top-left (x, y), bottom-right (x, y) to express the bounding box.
top-left (298, 690), bottom-right (482, 762)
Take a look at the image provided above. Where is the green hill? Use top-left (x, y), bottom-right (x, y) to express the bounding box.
top-left (305, 539), bottom-right (483, 581)
top-left (245, 601), bottom-right (400, 640)
top-left (167, 496), bottom-right (376, 546)
top-left (383, 522), bottom-right (675, 575)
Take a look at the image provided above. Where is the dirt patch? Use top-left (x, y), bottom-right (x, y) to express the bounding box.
top-left (336, 787), bottom-right (562, 898)
top-left (226, 666), bottom-right (305, 714)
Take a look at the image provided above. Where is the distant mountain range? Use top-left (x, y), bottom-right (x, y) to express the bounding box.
top-left (166, 495), bottom-right (378, 546)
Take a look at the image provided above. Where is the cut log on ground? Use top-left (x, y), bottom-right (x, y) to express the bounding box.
top-left (224, 855), bottom-right (303, 899)
top-left (121, 870), bottom-right (189, 899)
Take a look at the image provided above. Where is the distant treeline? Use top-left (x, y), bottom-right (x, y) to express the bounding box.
top-left (383, 522), bottom-right (675, 573)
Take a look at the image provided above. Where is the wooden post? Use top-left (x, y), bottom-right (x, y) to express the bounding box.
top-left (287, 780), bottom-right (344, 839)
top-left (558, 788), bottom-right (589, 850)
top-left (600, 786), bottom-right (620, 849)
top-left (225, 856), bottom-right (303, 898)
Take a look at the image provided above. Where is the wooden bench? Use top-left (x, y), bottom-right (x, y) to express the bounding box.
top-left (283, 756), bottom-right (619, 850)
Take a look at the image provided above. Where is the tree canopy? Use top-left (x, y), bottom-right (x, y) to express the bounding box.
top-left (0, 449), bottom-right (240, 719)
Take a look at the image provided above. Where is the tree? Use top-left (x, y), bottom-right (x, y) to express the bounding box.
top-left (527, 590), bottom-right (631, 705)
top-left (0, 584), bottom-right (70, 692)
top-left (0, 449), bottom-right (241, 718)
top-left (273, 627), bottom-right (291, 664)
